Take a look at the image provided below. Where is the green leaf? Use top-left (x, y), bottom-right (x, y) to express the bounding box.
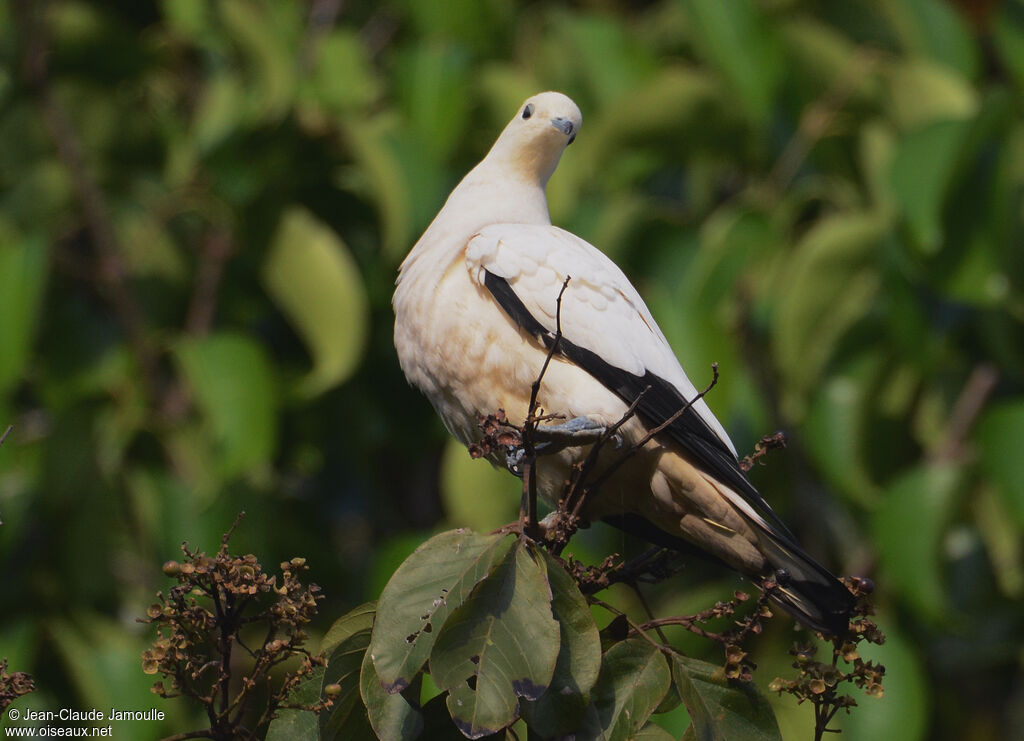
top-left (369, 530), bottom-right (515, 692)
top-left (360, 648), bottom-right (423, 741)
top-left (886, 59), bottom-right (977, 131)
top-left (263, 208), bottom-right (369, 398)
top-left (50, 615), bottom-right (175, 738)
top-left (684, 0), bottom-right (782, 124)
top-left (266, 665), bottom-right (324, 741)
top-left (670, 654), bottom-right (781, 741)
top-left (974, 400), bottom-right (1024, 527)
top-left (834, 625), bottom-right (928, 741)
top-left (440, 439), bottom-right (521, 532)
top-left (394, 42), bottom-right (472, 165)
top-left (636, 723), bottom-right (679, 740)
top-left (319, 603), bottom-right (374, 734)
top-left (0, 230), bottom-right (48, 396)
top-left (579, 638), bottom-right (671, 741)
top-left (803, 368), bottom-right (882, 508)
top-left (877, 0), bottom-right (978, 78)
top-left (873, 463), bottom-right (964, 621)
top-left (520, 550), bottom-right (602, 735)
top-left (173, 332), bottom-right (276, 478)
top-left (889, 119), bottom-right (971, 254)
top-left (430, 541), bottom-right (560, 739)
top-left (772, 212), bottom-right (888, 411)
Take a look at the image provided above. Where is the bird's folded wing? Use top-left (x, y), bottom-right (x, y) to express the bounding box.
top-left (466, 223), bottom-right (795, 540)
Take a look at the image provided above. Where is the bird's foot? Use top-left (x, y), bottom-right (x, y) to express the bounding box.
top-left (534, 416), bottom-right (620, 450)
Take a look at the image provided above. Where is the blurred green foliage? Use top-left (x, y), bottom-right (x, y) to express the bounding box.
top-left (0, 0), bottom-right (1022, 738)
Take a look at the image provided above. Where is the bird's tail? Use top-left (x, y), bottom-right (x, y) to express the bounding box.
top-left (751, 527), bottom-right (856, 636)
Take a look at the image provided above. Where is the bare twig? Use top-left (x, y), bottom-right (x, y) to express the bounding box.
top-left (13, 0), bottom-right (160, 400)
top-left (518, 277), bottom-right (571, 540)
top-left (588, 363), bottom-right (720, 496)
top-left (932, 363), bottom-right (999, 463)
top-left (739, 431), bottom-right (788, 472)
top-left (0, 425), bottom-right (11, 448)
top-left (768, 48), bottom-right (881, 191)
top-left (185, 230), bottom-right (234, 337)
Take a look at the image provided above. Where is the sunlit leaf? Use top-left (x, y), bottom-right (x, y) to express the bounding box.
top-left (173, 332), bottom-right (277, 479)
top-left (520, 549), bottom-right (602, 735)
top-left (886, 59), bottom-right (978, 130)
top-left (873, 463), bottom-right (964, 621)
top-left (369, 530), bottom-right (514, 692)
top-left (263, 207), bottom-right (369, 398)
top-left (579, 638), bottom-right (671, 741)
top-left (440, 439), bottom-right (520, 532)
top-left (430, 540), bottom-right (560, 739)
top-left (671, 654), bottom-right (781, 741)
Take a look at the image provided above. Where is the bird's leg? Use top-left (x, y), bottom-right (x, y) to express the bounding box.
top-left (534, 416), bottom-right (620, 451)
top-left (506, 417), bottom-right (620, 476)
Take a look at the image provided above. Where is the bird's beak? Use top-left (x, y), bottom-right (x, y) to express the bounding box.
top-left (550, 117), bottom-right (575, 137)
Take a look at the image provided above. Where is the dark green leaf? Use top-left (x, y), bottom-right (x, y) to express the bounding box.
top-left (579, 638), bottom-right (671, 741)
top-left (318, 603), bottom-right (377, 740)
top-left (430, 540), bottom-right (560, 739)
top-left (0, 233), bottom-right (48, 396)
top-left (520, 549), bottom-right (601, 735)
top-left (889, 119), bottom-right (971, 254)
top-left (670, 654), bottom-right (781, 741)
top-left (360, 648), bottom-right (424, 741)
top-left (369, 530), bottom-right (515, 692)
top-left (266, 665), bottom-right (324, 741)
top-left (974, 399), bottom-right (1024, 526)
top-left (636, 722), bottom-right (679, 740)
top-left (685, 0), bottom-right (782, 123)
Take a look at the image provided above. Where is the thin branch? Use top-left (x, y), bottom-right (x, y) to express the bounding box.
top-left (519, 277), bottom-right (571, 539)
top-left (13, 0), bottom-right (160, 400)
top-left (932, 363), bottom-right (999, 463)
top-left (185, 229), bottom-right (234, 337)
top-left (588, 363), bottom-right (719, 495)
top-left (0, 425), bottom-right (11, 447)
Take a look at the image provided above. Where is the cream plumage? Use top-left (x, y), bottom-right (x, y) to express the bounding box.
top-left (394, 91), bottom-right (854, 634)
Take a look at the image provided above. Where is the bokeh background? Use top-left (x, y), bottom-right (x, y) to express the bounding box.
top-left (1, 0), bottom-right (1023, 738)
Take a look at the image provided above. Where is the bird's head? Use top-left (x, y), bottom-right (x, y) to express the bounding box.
top-left (485, 91), bottom-right (583, 187)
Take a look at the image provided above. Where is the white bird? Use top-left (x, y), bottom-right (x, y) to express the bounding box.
top-left (393, 91), bottom-right (854, 634)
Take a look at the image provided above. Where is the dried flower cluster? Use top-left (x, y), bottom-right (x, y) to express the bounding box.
top-left (140, 513), bottom-right (328, 740)
top-left (0, 658), bottom-right (35, 713)
top-left (769, 576), bottom-right (886, 740)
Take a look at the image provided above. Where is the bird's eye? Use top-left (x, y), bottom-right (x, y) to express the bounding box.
top-left (522, 104), bottom-right (534, 120)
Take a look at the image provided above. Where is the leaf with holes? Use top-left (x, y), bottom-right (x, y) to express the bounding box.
top-left (370, 530), bottom-right (515, 693)
top-left (429, 540), bottom-right (560, 739)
